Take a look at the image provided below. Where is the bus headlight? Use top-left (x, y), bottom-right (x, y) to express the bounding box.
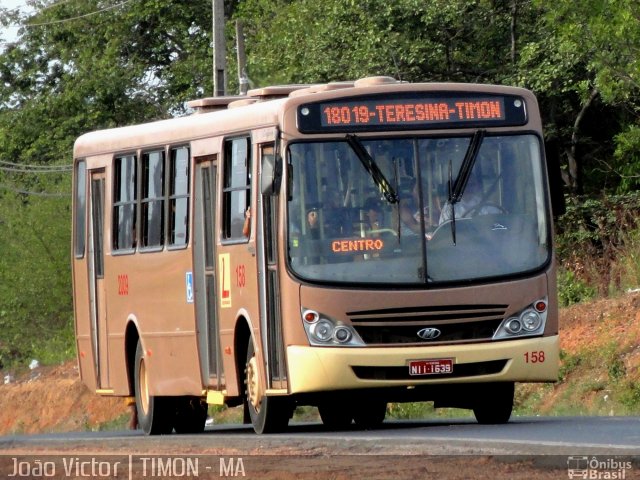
top-left (493, 298), bottom-right (547, 340)
top-left (301, 309), bottom-right (364, 346)
top-left (521, 310), bottom-right (542, 332)
top-left (334, 326), bottom-right (352, 343)
top-left (505, 318), bottom-right (522, 334)
top-left (310, 320), bottom-right (334, 343)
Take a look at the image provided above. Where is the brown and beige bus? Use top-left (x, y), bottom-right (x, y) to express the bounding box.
top-left (72, 76), bottom-right (559, 434)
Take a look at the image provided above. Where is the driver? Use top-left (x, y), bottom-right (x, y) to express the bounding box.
top-left (438, 173), bottom-right (502, 224)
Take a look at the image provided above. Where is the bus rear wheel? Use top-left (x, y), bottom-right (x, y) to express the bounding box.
top-left (472, 382), bottom-right (514, 425)
top-left (244, 340), bottom-right (291, 434)
top-left (134, 341), bottom-right (174, 435)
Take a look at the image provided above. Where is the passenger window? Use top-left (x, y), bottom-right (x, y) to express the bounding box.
top-left (223, 137), bottom-right (251, 240)
top-left (74, 160), bottom-right (87, 258)
top-left (113, 154), bottom-right (137, 251)
top-left (141, 150), bottom-right (165, 248)
top-left (169, 146), bottom-right (190, 247)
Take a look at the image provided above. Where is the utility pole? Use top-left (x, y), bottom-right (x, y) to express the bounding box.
top-left (212, 0), bottom-right (226, 96)
top-left (236, 20), bottom-right (249, 95)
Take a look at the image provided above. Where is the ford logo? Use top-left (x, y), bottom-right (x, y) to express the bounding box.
top-left (417, 327), bottom-right (441, 340)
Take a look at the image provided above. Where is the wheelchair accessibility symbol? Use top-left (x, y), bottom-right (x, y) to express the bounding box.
top-left (185, 272), bottom-right (194, 303)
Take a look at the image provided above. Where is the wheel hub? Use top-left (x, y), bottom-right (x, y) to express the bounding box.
top-left (139, 357), bottom-right (149, 414)
top-left (246, 355), bottom-right (262, 411)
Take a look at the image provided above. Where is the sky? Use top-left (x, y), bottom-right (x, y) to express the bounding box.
top-left (1, 0), bottom-right (34, 46)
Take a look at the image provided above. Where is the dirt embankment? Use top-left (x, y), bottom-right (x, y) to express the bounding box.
top-left (530, 291), bottom-right (640, 415)
top-left (0, 362), bottom-right (129, 435)
top-left (1, 292), bottom-right (639, 435)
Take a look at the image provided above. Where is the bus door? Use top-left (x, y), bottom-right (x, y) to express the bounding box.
top-left (257, 144), bottom-right (287, 390)
top-left (193, 155), bottom-right (224, 387)
top-left (87, 170), bottom-right (109, 389)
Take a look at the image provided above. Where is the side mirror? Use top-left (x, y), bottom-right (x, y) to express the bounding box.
top-left (261, 153), bottom-right (282, 196)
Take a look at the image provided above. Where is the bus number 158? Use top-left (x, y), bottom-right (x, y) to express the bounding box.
top-left (524, 351), bottom-right (545, 363)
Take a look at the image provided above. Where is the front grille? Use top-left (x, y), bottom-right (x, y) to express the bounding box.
top-left (352, 359), bottom-right (507, 381)
top-left (348, 304), bottom-right (508, 345)
top-left (354, 319), bottom-right (503, 344)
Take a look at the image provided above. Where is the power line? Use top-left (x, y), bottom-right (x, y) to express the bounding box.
top-left (3, 0), bottom-right (74, 16)
top-left (0, 165), bottom-right (72, 173)
top-left (0, 182), bottom-right (69, 197)
top-left (0, 160), bottom-right (72, 173)
top-left (12, 0), bottom-right (135, 29)
top-left (0, 160), bottom-right (73, 173)
top-left (0, 158), bottom-right (73, 195)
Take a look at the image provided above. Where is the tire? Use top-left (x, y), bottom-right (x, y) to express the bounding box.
top-left (244, 339), bottom-right (292, 434)
top-left (353, 401), bottom-right (386, 429)
top-left (134, 341), bottom-right (174, 435)
top-left (174, 396), bottom-right (208, 434)
top-left (472, 382), bottom-right (514, 425)
top-left (318, 402), bottom-right (353, 429)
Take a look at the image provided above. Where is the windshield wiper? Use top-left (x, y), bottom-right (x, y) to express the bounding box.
top-left (448, 129), bottom-right (486, 245)
top-left (346, 134), bottom-right (398, 204)
top-left (450, 129), bottom-right (485, 202)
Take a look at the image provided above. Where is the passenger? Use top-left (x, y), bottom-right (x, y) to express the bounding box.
top-left (362, 197), bottom-right (385, 232)
top-left (399, 179), bottom-right (441, 237)
top-left (306, 207), bottom-right (320, 239)
top-left (242, 207), bottom-right (251, 237)
top-left (321, 190), bottom-right (351, 237)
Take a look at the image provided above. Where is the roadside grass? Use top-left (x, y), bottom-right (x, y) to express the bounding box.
top-left (517, 340), bottom-right (640, 418)
top-left (89, 413), bottom-right (131, 432)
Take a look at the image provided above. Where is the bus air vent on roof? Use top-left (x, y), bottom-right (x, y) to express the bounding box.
top-left (354, 76), bottom-right (399, 88)
top-left (288, 81), bottom-right (355, 98)
top-left (228, 98), bottom-right (258, 109)
top-left (186, 96), bottom-right (244, 113)
top-left (247, 84), bottom-right (310, 99)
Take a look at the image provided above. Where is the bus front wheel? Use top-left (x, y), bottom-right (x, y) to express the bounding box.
top-left (244, 340), bottom-right (292, 434)
top-left (472, 382), bottom-right (514, 425)
top-left (134, 341), bottom-right (174, 435)
top-left (318, 402), bottom-right (353, 429)
top-left (353, 400), bottom-right (387, 429)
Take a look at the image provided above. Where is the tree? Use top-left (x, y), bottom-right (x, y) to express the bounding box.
top-left (518, 0), bottom-right (640, 193)
top-left (0, 0), bottom-right (217, 365)
top-left (235, 0), bottom-right (532, 85)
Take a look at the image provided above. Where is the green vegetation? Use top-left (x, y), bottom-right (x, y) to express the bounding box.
top-left (1, 0), bottom-right (639, 409)
top-left (518, 340), bottom-right (640, 417)
top-left (556, 194), bottom-right (640, 303)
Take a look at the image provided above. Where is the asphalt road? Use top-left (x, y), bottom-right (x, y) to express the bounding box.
top-left (0, 416), bottom-right (639, 454)
top-left (0, 417), bottom-right (638, 479)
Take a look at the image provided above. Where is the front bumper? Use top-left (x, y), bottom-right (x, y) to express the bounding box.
top-left (287, 335), bottom-right (558, 393)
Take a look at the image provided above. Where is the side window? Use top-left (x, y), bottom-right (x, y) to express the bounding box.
top-left (113, 154), bottom-right (137, 251)
top-left (169, 146), bottom-right (190, 247)
top-left (223, 137), bottom-right (251, 240)
top-left (141, 150), bottom-right (165, 248)
top-left (74, 160), bottom-right (87, 258)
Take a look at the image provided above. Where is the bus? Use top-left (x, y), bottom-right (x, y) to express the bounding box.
top-left (72, 76), bottom-right (560, 434)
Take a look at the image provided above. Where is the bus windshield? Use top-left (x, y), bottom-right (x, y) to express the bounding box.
top-left (287, 135), bottom-right (550, 285)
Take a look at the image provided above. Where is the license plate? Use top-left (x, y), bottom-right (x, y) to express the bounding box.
top-left (408, 359), bottom-right (453, 376)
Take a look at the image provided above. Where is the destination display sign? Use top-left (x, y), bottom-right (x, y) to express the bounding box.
top-left (297, 93), bottom-right (527, 133)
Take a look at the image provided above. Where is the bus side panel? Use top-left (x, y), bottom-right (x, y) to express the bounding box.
top-left (105, 250), bottom-right (203, 396)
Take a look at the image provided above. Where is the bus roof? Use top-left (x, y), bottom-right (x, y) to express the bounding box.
top-left (74, 77), bottom-right (538, 159)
